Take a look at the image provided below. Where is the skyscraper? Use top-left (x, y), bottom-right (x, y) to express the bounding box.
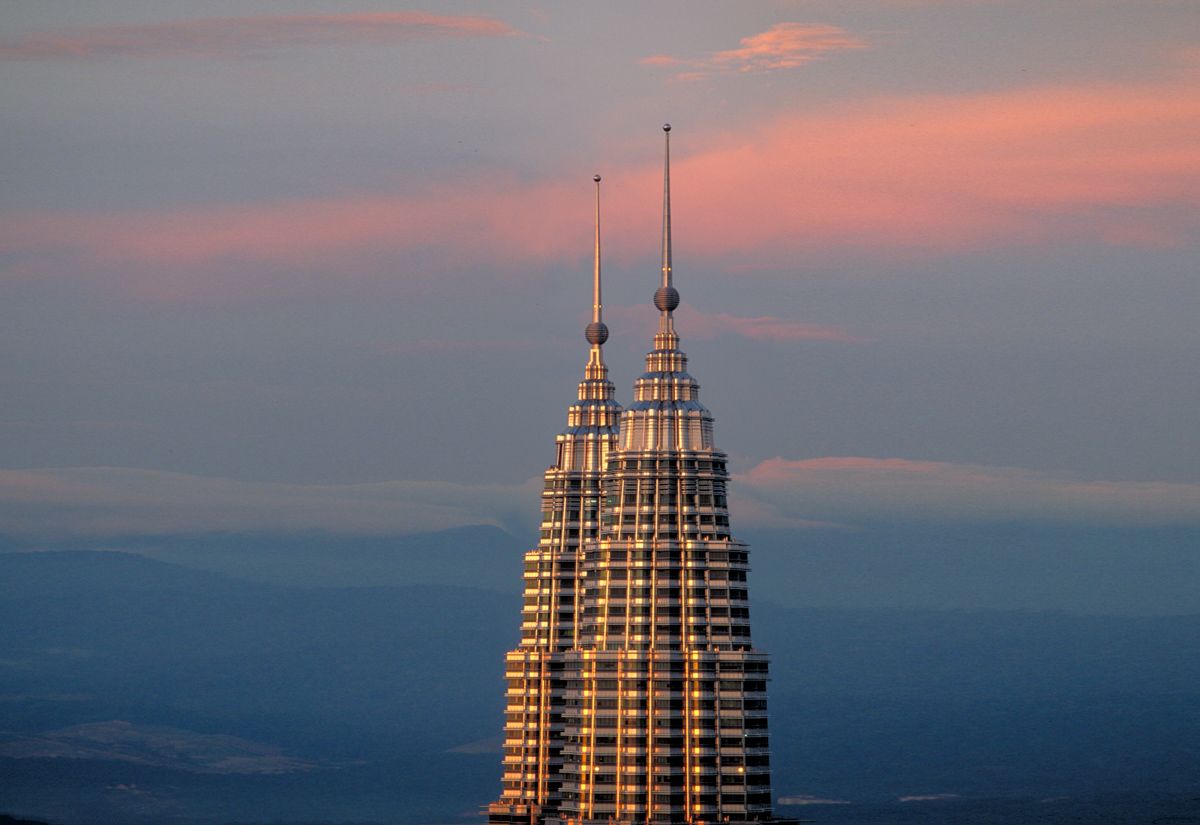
top-left (490, 127), bottom-right (779, 825)
top-left (489, 174), bottom-right (622, 825)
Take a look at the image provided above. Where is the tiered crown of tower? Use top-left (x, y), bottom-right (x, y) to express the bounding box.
top-left (623, 124), bottom-right (712, 452)
top-left (567, 174), bottom-right (620, 438)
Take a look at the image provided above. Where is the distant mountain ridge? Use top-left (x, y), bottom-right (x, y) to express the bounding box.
top-left (5, 521), bottom-right (1197, 614)
top-left (0, 525), bottom-right (526, 592)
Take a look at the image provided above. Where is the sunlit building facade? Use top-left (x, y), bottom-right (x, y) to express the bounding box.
top-left (490, 127), bottom-right (780, 825)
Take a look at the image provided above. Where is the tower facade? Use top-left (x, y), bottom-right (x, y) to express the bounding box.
top-left (491, 128), bottom-right (779, 825)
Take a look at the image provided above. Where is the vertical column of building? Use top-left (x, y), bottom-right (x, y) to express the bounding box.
top-left (559, 126), bottom-right (775, 825)
top-left (490, 177), bottom-right (622, 825)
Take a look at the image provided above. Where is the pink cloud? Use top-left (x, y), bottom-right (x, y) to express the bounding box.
top-left (0, 177), bottom-right (595, 301)
top-left (0, 12), bottom-right (517, 61)
top-left (642, 22), bottom-right (867, 79)
top-left (0, 172), bottom-right (640, 301)
top-left (669, 80), bottom-right (1200, 260)
top-left (711, 23), bottom-right (867, 71)
top-left (736, 457), bottom-right (1200, 525)
top-left (640, 54), bottom-right (681, 67)
top-left (3, 69), bottom-right (1199, 301)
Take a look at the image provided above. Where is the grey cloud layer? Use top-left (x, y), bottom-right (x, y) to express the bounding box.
top-left (735, 457), bottom-right (1200, 527)
top-left (3, 460), bottom-right (1196, 539)
top-left (0, 467), bottom-right (537, 537)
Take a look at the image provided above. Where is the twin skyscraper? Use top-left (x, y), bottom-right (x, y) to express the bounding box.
top-left (488, 126), bottom-right (782, 825)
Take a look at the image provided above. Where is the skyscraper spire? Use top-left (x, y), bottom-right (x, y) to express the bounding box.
top-left (585, 174), bottom-right (609, 373)
top-left (654, 124), bottom-right (680, 342)
top-left (661, 124), bottom-right (673, 294)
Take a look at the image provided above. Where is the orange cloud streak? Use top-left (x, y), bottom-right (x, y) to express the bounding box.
top-left (0, 12), bottom-right (517, 61)
top-left (4, 180), bottom-right (579, 264)
top-left (711, 22), bottom-right (867, 71)
top-left (643, 22), bottom-right (867, 79)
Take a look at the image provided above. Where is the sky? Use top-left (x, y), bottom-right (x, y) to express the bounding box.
top-left (2, 0), bottom-right (1199, 539)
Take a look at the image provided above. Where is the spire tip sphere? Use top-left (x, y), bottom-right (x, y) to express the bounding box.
top-left (653, 285), bottom-right (679, 312)
top-left (585, 321), bottom-right (609, 346)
